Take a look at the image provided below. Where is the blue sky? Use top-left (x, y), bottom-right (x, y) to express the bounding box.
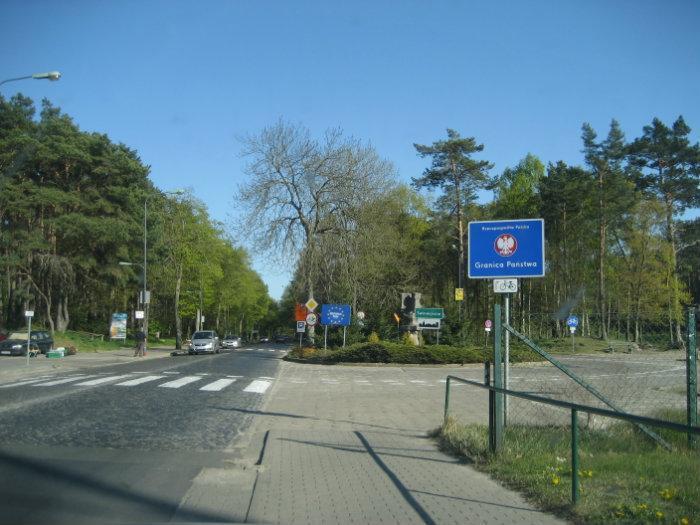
top-left (2, 1), bottom-right (699, 299)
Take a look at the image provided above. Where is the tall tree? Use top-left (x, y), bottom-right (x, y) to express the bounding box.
top-left (628, 116), bottom-right (700, 345)
top-left (412, 129), bottom-right (493, 320)
top-left (581, 120), bottom-right (636, 339)
top-left (237, 120), bottom-right (394, 337)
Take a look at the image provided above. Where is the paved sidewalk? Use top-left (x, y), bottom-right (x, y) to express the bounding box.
top-left (0, 347), bottom-right (173, 383)
top-left (230, 361), bottom-right (565, 524)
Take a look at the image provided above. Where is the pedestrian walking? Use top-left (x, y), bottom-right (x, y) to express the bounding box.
top-left (134, 330), bottom-right (146, 357)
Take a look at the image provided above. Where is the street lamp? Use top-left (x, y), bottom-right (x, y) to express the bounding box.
top-left (0, 71), bottom-right (61, 87)
top-left (120, 189), bottom-right (185, 351)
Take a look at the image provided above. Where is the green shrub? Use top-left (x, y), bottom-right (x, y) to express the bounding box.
top-left (286, 340), bottom-right (542, 365)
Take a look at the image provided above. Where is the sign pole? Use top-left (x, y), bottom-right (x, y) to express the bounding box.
top-left (324, 325), bottom-right (328, 351)
top-left (26, 314), bottom-right (32, 365)
top-left (343, 326), bottom-right (346, 348)
top-left (504, 293), bottom-right (509, 427)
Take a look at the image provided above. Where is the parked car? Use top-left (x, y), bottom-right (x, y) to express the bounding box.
top-left (30, 330), bottom-right (54, 354)
top-left (188, 331), bottom-right (220, 355)
top-left (274, 334), bottom-right (292, 344)
top-left (221, 334), bottom-right (241, 349)
top-left (0, 332), bottom-right (43, 357)
top-left (259, 336), bottom-right (270, 343)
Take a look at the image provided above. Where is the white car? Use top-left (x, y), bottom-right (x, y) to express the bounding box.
top-left (221, 335), bottom-right (241, 349)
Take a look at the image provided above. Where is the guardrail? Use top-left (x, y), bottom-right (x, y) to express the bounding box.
top-left (443, 371), bottom-right (700, 504)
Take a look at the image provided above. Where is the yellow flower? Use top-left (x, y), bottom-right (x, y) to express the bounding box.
top-left (679, 518), bottom-right (689, 525)
top-left (656, 511), bottom-right (664, 519)
top-left (659, 488), bottom-right (675, 500)
top-left (551, 475), bottom-right (560, 486)
top-left (637, 503), bottom-right (648, 511)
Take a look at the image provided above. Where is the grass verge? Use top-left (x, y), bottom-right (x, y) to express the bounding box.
top-left (437, 416), bottom-right (699, 523)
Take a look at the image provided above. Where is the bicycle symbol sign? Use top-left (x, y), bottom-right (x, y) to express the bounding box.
top-left (493, 278), bottom-right (518, 294)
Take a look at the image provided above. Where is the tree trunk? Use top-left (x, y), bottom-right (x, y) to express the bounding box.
top-left (598, 168), bottom-right (607, 340)
top-left (174, 268), bottom-right (183, 350)
top-left (55, 296), bottom-right (69, 332)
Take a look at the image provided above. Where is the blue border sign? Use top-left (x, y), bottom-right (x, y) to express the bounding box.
top-left (468, 219), bottom-right (545, 279)
top-left (320, 304), bottom-right (352, 326)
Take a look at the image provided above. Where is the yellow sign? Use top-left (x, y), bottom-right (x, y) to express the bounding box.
top-left (305, 298), bottom-right (319, 311)
top-left (455, 288), bottom-right (464, 301)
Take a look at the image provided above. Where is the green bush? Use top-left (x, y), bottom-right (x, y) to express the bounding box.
top-left (286, 341), bottom-right (542, 364)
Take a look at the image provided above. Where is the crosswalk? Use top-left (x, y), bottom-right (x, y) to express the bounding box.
top-left (0, 373), bottom-right (274, 394)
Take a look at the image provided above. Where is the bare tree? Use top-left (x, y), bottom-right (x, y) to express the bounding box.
top-left (237, 120), bottom-right (395, 310)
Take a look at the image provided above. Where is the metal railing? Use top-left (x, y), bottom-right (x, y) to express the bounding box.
top-left (443, 373), bottom-right (700, 504)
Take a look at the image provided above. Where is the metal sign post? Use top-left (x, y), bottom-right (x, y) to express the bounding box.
top-left (25, 310), bottom-right (34, 365)
top-left (494, 280), bottom-right (517, 427)
top-left (567, 316), bottom-right (579, 353)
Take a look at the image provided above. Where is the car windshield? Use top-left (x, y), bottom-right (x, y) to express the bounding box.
top-left (192, 331), bottom-right (214, 339)
top-left (224, 335), bottom-right (238, 340)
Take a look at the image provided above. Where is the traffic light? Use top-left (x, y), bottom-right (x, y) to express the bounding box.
top-left (401, 293), bottom-right (415, 314)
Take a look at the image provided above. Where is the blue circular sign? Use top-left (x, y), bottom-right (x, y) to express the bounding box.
top-left (566, 316), bottom-right (579, 328)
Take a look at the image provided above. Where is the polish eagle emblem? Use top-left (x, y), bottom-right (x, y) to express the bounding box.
top-left (494, 234), bottom-right (517, 257)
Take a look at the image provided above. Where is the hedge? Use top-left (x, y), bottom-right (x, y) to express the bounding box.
top-left (285, 341), bottom-right (542, 365)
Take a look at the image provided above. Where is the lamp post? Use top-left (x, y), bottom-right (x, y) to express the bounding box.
top-left (120, 189), bottom-right (184, 352)
top-left (0, 71), bottom-right (61, 87)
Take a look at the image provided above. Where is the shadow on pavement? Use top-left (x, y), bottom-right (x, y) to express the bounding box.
top-left (275, 436), bottom-right (464, 466)
top-left (209, 404), bottom-right (414, 432)
top-left (0, 449), bottom-right (232, 523)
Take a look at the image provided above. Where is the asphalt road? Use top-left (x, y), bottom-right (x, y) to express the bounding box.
top-left (0, 344), bottom-right (286, 524)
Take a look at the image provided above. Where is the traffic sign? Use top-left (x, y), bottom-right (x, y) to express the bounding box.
top-left (295, 303), bottom-right (308, 321)
top-left (320, 304), bottom-right (351, 326)
top-left (454, 288), bottom-right (464, 301)
top-left (485, 319), bottom-right (492, 332)
top-left (468, 219), bottom-right (545, 279)
top-left (416, 308), bottom-right (444, 319)
top-left (305, 298), bottom-right (318, 311)
top-left (356, 311), bottom-right (365, 320)
top-left (417, 319), bottom-right (441, 330)
top-left (566, 316), bottom-right (579, 328)
top-left (135, 310), bottom-right (144, 319)
top-left (296, 321), bottom-right (306, 333)
top-left (306, 313), bottom-right (318, 326)
top-left (24, 310), bottom-right (34, 318)
top-left (493, 278), bottom-right (518, 293)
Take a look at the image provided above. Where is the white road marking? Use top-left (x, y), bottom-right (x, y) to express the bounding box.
top-left (0, 377), bottom-right (54, 388)
top-left (74, 374), bottom-right (134, 386)
top-left (290, 380), bottom-right (308, 384)
top-left (162, 371), bottom-right (180, 375)
top-left (34, 375), bottom-right (95, 386)
top-left (259, 376), bottom-right (275, 380)
top-left (116, 375), bottom-right (165, 386)
top-left (196, 373), bottom-right (210, 376)
top-left (410, 380), bottom-right (427, 384)
top-left (159, 376), bottom-right (202, 389)
top-left (243, 380), bottom-right (272, 394)
top-left (199, 378), bottom-right (237, 391)
top-left (354, 380), bottom-right (370, 383)
top-left (226, 375), bottom-right (243, 378)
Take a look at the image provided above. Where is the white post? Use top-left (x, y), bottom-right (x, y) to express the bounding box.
top-left (324, 325), bottom-right (328, 350)
top-left (26, 315), bottom-right (32, 365)
top-left (343, 326), bottom-right (346, 348)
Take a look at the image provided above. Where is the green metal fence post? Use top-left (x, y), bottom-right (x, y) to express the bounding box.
top-left (571, 409), bottom-right (579, 504)
top-left (444, 376), bottom-right (451, 426)
top-left (688, 307), bottom-right (697, 449)
top-left (493, 303), bottom-right (503, 451)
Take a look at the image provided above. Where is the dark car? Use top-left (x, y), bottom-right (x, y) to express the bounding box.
top-left (0, 331), bottom-right (53, 355)
top-left (274, 334), bottom-right (292, 344)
